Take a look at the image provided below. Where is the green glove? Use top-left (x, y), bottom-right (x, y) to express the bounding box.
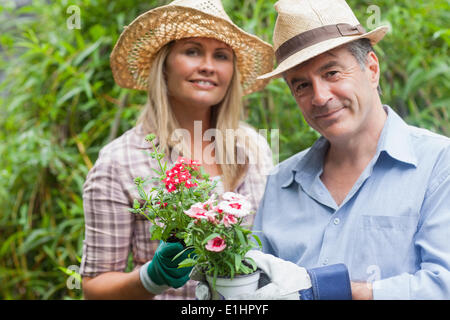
top-left (139, 241), bottom-right (194, 294)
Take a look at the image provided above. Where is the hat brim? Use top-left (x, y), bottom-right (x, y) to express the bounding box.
top-left (257, 25), bottom-right (389, 80)
top-left (110, 5), bottom-right (274, 95)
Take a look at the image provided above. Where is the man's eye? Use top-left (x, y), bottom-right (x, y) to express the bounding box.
top-left (295, 82), bottom-right (310, 94)
top-left (326, 71), bottom-right (339, 78)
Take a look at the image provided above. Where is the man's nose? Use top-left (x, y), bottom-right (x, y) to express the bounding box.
top-left (311, 79), bottom-right (332, 107)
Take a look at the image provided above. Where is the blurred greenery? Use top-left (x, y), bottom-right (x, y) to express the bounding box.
top-left (0, 0), bottom-right (448, 299)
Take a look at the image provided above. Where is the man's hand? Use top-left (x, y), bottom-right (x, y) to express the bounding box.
top-left (351, 281), bottom-right (373, 300)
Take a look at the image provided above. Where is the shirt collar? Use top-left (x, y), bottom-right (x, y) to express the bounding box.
top-left (376, 105), bottom-right (418, 167)
top-left (281, 136), bottom-right (329, 188)
top-left (282, 105), bottom-right (418, 188)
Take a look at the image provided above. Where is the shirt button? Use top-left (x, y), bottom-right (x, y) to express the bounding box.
top-left (323, 259), bottom-right (329, 265)
top-left (333, 218), bottom-right (340, 225)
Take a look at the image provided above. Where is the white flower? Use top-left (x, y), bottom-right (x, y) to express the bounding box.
top-left (217, 199), bottom-right (252, 218)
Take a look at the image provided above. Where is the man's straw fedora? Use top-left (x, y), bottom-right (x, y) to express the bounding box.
top-left (258, 0), bottom-right (389, 80)
top-left (110, 0), bottom-right (274, 96)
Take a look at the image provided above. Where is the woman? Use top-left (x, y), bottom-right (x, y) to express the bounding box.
top-left (80, 0), bottom-right (274, 299)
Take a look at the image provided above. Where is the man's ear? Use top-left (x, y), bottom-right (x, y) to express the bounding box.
top-left (366, 51), bottom-right (380, 89)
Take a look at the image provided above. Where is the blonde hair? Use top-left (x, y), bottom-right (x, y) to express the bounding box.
top-left (137, 41), bottom-right (259, 191)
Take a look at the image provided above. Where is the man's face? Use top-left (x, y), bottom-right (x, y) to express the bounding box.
top-left (283, 45), bottom-right (380, 142)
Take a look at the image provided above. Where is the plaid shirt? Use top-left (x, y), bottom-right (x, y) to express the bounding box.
top-left (80, 124), bottom-right (274, 299)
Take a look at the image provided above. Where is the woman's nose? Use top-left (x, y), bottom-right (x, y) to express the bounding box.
top-left (198, 55), bottom-right (215, 75)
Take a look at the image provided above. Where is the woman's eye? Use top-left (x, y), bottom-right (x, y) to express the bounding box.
top-left (185, 48), bottom-right (199, 56)
top-left (215, 52), bottom-right (230, 60)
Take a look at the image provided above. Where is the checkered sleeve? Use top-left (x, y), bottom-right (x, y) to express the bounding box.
top-left (80, 146), bottom-right (134, 278)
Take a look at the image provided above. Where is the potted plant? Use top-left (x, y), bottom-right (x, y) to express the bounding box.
top-left (178, 192), bottom-right (262, 299)
top-left (130, 134), bottom-right (262, 299)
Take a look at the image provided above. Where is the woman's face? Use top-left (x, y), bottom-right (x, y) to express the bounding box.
top-left (165, 37), bottom-right (235, 111)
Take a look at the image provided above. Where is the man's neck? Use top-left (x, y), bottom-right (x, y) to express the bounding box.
top-left (325, 105), bottom-right (387, 168)
top-left (320, 104), bottom-right (387, 206)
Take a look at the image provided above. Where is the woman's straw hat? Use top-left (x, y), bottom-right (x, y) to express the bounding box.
top-left (110, 0), bottom-right (274, 95)
top-left (258, 0), bottom-right (389, 80)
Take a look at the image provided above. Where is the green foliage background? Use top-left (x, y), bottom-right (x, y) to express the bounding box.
top-left (0, 0), bottom-right (448, 299)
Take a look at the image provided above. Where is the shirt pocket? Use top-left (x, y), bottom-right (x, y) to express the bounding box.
top-left (351, 215), bottom-right (418, 281)
top-left (361, 215), bottom-right (418, 230)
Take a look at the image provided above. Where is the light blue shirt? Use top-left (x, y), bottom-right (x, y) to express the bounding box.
top-left (253, 106), bottom-right (450, 299)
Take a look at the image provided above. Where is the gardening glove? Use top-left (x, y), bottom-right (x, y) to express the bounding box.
top-left (193, 250), bottom-right (352, 300)
top-left (139, 241), bottom-right (194, 295)
top-left (230, 250), bottom-right (311, 299)
top-left (230, 250), bottom-right (352, 300)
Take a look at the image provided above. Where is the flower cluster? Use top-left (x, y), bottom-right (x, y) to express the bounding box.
top-left (180, 192), bottom-right (260, 280)
top-left (163, 157), bottom-right (200, 192)
top-left (184, 192), bottom-right (251, 246)
top-left (130, 134), bottom-right (216, 242)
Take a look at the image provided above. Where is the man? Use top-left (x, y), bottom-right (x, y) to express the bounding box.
top-left (248, 0), bottom-right (450, 300)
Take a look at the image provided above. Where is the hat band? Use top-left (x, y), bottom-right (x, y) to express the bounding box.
top-left (275, 23), bottom-right (366, 64)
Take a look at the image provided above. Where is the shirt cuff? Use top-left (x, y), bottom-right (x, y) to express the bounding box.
top-left (139, 261), bottom-right (170, 295)
top-left (302, 263), bottom-right (352, 300)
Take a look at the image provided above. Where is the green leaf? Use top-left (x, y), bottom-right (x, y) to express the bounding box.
top-left (56, 87), bottom-right (83, 107)
top-left (73, 38), bottom-right (104, 66)
top-left (251, 234), bottom-right (262, 249)
top-left (172, 246), bottom-right (194, 262)
top-left (244, 257), bottom-right (257, 272)
top-left (212, 267), bottom-right (218, 290)
top-left (58, 266), bottom-right (81, 283)
top-left (239, 263), bottom-right (252, 274)
top-left (149, 225), bottom-right (162, 240)
top-left (225, 260), bottom-right (235, 279)
top-left (234, 254), bottom-right (242, 272)
top-left (177, 258), bottom-right (197, 268)
top-left (235, 228), bottom-right (246, 247)
top-left (137, 184), bottom-right (147, 200)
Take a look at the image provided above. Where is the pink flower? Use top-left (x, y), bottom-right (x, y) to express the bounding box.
top-left (184, 202), bottom-right (218, 223)
top-left (205, 210), bottom-right (219, 224)
top-left (184, 203), bottom-right (208, 219)
top-left (221, 213), bottom-right (237, 227)
top-left (205, 236), bottom-right (226, 252)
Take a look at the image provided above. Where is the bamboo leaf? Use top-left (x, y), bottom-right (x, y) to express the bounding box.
top-left (73, 38), bottom-right (104, 66)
